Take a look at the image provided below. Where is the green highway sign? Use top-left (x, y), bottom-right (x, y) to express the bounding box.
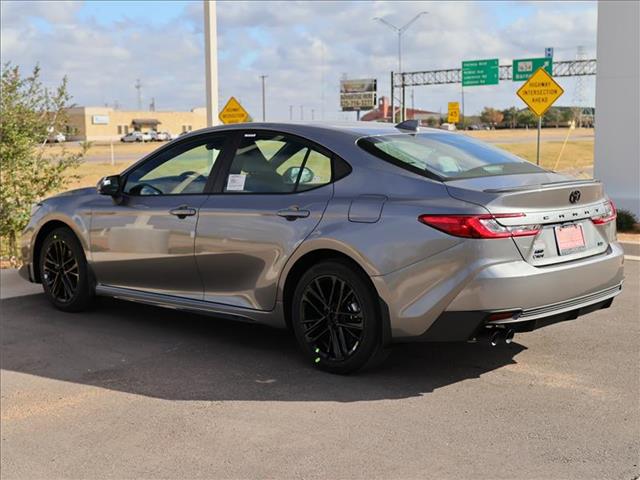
top-left (513, 57), bottom-right (553, 81)
top-left (461, 59), bottom-right (499, 86)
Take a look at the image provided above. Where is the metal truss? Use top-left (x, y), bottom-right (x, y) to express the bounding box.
top-left (394, 59), bottom-right (597, 87)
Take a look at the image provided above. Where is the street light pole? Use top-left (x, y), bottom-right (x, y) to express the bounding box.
top-left (204, 0), bottom-right (219, 127)
top-left (260, 75), bottom-right (267, 121)
top-left (374, 12), bottom-right (427, 122)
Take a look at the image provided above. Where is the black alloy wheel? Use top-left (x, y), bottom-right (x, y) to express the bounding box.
top-left (300, 275), bottom-right (364, 362)
top-left (40, 227), bottom-right (94, 312)
top-left (42, 235), bottom-right (79, 303)
top-left (292, 260), bottom-right (386, 374)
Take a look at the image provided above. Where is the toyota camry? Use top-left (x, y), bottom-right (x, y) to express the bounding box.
top-left (20, 121), bottom-right (624, 373)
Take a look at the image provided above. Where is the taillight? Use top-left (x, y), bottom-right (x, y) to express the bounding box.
top-left (592, 199), bottom-right (617, 225)
top-left (418, 213), bottom-right (540, 239)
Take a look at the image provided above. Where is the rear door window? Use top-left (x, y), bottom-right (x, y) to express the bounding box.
top-left (223, 132), bottom-right (332, 193)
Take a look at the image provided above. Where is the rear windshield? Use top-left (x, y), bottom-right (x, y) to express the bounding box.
top-left (358, 132), bottom-right (546, 180)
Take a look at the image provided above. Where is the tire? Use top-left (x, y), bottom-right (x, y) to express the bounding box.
top-left (291, 260), bottom-right (385, 374)
top-left (39, 227), bottom-right (94, 312)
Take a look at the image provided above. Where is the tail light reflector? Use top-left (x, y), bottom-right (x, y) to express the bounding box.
top-left (418, 213), bottom-right (540, 239)
top-left (591, 199), bottom-right (617, 225)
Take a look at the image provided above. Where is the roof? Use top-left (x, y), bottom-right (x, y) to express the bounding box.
top-left (183, 121), bottom-right (450, 141)
top-left (132, 118), bottom-right (161, 125)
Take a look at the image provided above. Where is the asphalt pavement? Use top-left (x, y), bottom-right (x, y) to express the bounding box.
top-left (1, 252), bottom-right (638, 479)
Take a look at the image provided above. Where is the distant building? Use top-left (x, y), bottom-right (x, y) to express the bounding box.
top-left (64, 106), bottom-right (207, 141)
top-left (361, 96), bottom-right (440, 124)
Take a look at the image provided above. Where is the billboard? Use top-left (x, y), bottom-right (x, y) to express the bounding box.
top-left (340, 78), bottom-right (377, 111)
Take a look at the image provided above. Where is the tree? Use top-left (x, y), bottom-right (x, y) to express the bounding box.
top-left (543, 107), bottom-right (562, 128)
top-left (0, 63), bottom-right (85, 263)
top-left (516, 109), bottom-right (537, 128)
top-left (480, 107), bottom-right (504, 128)
top-left (501, 107), bottom-right (519, 129)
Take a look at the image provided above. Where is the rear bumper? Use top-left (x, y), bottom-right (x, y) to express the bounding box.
top-left (376, 240), bottom-right (624, 340)
top-left (415, 282), bottom-right (622, 342)
top-left (444, 242), bottom-right (625, 312)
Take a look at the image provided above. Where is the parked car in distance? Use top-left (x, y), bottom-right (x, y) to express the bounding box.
top-left (121, 131), bottom-right (143, 143)
top-left (47, 131), bottom-right (66, 143)
top-left (121, 131), bottom-right (152, 142)
top-left (439, 123), bottom-right (456, 131)
top-left (148, 131), bottom-right (171, 141)
top-left (20, 121), bottom-right (624, 374)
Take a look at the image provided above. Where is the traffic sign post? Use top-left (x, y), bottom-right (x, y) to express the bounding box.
top-left (513, 57), bottom-right (553, 81)
top-left (461, 59), bottom-right (499, 86)
top-left (219, 96), bottom-right (250, 124)
top-left (517, 67), bottom-right (564, 165)
top-left (448, 102), bottom-right (460, 124)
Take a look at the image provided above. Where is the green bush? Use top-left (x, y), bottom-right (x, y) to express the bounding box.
top-left (616, 208), bottom-right (638, 232)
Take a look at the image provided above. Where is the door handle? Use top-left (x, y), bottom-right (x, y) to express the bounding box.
top-left (277, 207), bottom-right (310, 221)
top-left (169, 205), bottom-right (197, 219)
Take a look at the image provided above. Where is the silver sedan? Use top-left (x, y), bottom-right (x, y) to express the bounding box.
top-left (19, 121), bottom-right (624, 373)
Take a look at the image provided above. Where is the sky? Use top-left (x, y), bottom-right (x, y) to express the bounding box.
top-left (1, 0), bottom-right (598, 121)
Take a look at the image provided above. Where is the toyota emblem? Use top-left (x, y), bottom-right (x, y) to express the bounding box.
top-left (569, 190), bottom-right (581, 203)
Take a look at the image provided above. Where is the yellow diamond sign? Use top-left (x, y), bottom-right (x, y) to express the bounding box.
top-left (447, 102), bottom-right (460, 124)
top-left (219, 96), bottom-right (249, 124)
top-left (517, 67), bottom-right (564, 117)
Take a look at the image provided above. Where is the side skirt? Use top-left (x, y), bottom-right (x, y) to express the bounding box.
top-left (95, 284), bottom-right (287, 329)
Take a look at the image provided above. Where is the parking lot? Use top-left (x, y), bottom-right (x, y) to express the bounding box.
top-left (1, 252), bottom-right (638, 479)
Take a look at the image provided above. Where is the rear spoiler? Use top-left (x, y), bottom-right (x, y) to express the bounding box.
top-left (483, 179), bottom-right (601, 194)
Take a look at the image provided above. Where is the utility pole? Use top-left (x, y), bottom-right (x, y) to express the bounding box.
top-left (300, 105), bottom-right (303, 121)
top-left (134, 79), bottom-right (142, 110)
top-left (311, 109), bottom-right (315, 121)
top-left (374, 12), bottom-right (428, 122)
top-left (289, 105), bottom-right (293, 121)
top-left (204, 0), bottom-right (219, 127)
top-left (260, 75), bottom-right (267, 121)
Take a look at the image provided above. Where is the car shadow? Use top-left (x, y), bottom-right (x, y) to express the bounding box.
top-left (1, 294), bottom-right (526, 402)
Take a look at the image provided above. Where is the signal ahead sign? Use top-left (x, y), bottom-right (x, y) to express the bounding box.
top-left (462, 59), bottom-right (499, 86)
top-left (448, 102), bottom-right (460, 123)
top-left (517, 67), bottom-right (564, 117)
top-left (513, 57), bottom-right (553, 82)
top-left (219, 97), bottom-right (249, 124)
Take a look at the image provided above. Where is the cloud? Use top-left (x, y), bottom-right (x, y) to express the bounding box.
top-left (1, 1), bottom-right (597, 119)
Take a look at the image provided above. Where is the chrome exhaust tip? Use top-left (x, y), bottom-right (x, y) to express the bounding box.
top-left (504, 329), bottom-right (515, 344)
top-left (490, 330), bottom-right (502, 347)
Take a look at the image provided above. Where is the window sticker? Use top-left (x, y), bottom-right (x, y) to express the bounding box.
top-left (226, 174), bottom-right (247, 191)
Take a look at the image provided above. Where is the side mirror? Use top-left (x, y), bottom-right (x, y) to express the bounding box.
top-left (97, 175), bottom-right (121, 196)
top-left (283, 166), bottom-right (314, 185)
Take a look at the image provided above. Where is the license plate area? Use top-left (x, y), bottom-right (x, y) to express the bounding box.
top-left (554, 224), bottom-right (586, 256)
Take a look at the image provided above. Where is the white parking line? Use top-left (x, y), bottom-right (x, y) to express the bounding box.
top-left (625, 255), bottom-right (640, 261)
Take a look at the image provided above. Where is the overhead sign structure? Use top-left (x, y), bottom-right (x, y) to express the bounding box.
top-left (447, 102), bottom-right (460, 123)
top-left (340, 78), bottom-right (377, 112)
top-left (513, 57), bottom-right (553, 82)
top-left (219, 97), bottom-right (250, 124)
top-left (461, 59), bottom-right (499, 86)
top-left (517, 66), bottom-right (564, 117)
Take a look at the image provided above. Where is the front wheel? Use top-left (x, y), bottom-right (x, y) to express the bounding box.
top-left (291, 260), bottom-right (386, 374)
top-left (39, 227), bottom-right (94, 312)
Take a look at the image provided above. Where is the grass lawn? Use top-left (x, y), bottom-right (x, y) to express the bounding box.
top-left (497, 140), bottom-right (594, 173)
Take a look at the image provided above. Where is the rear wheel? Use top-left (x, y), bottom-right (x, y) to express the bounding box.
top-left (39, 227), bottom-right (94, 312)
top-left (291, 260), bottom-right (385, 374)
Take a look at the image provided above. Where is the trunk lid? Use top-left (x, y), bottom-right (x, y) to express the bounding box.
top-left (445, 173), bottom-right (614, 266)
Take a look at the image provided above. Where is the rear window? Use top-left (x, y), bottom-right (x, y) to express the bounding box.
top-left (358, 132), bottom-right (546, 180)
